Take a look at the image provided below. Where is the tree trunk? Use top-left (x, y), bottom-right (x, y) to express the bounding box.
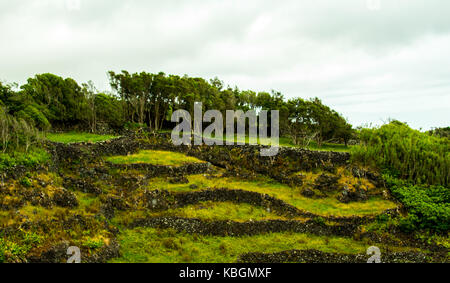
top-left (154, 102), bottom-right (160, 131)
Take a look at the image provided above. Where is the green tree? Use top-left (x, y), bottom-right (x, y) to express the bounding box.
top-left (82, 81), bottom-right (98, 133)
top-left (21, 73), bottom-right (88, 127)
top-left (95, 93), bottom-right (125, 129)
top-left (286, 98), bottom-right (313, 146)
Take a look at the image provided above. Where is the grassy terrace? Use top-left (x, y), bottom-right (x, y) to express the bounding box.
top-left (46, 132), bottom-right (118, 144)
top-left (112, 201), bottom-right (296, 226)
top-left (105, 150), bottom-right (205, 166)
top-left (143, 174), bottom-right (397, 218)
top-left (157, 201), bottom-right (289, 222)
top-left (110, 227), bottom-right (419, 263)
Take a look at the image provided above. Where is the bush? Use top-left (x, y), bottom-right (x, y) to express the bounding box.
top-left (385, 176), bottom-right (450, 233)
top-left (428, 127), bottom-right (450, 139)
top-left (1, 106), bottom-right (45, 153)
top-left (0, 149), bottom-right (50, 171)
top-left (351, 121), bottom-right (449, 186)
top-left (16, 104), bottom-right (51, 131)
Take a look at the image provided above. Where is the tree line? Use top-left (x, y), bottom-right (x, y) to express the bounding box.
top-left (0, 71), bottom-right (355, 151)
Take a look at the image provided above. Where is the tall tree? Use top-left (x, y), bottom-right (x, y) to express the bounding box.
top-left (82, 80), bottom-right (97, 133)
top-left (21, 73), bottom-right (87, 127)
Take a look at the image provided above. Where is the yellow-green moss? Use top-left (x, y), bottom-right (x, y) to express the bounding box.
top-left (105, 150), bottom-right (205, 166)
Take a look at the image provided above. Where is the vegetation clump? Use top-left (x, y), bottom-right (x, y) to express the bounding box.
top-left (0, 149), bottom-right (50, 171)
top-left (352, 121), bottom-right (449, 233)
top-left (385, 176), bottom-right (449, 233)
top-left (351, 121), bottom-right (449, 186)
top-left (106, 150), bottom-right (205, 166)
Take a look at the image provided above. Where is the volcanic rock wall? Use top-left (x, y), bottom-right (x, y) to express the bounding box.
top-left (46, 132), bottom-right (351, 181)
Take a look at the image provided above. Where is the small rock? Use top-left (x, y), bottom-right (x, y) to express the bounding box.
top-left (301, 188), bottom-right (316, 198)
top-left (168, 176), bottom-right (189, 184)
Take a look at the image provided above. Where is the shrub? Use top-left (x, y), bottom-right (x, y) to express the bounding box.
top-left (385, 176), bottom-right (450, 233)
top-left (351, 121), bottom-right (449, 186)
top-left (428, 127), bottom-right (450, 139)
top-left (0, 148), bottom-right (50, 171)
top-left (16, 104), bottom-right (51, 131)
top-left (1, 106), bottom-right (45, 153)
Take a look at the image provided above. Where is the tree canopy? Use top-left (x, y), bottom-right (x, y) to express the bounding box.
top-left (1, 71), bottom-right (355, 147)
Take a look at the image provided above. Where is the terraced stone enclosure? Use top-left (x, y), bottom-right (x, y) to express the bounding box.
top-left (0, 132), bottom-right (448, 263)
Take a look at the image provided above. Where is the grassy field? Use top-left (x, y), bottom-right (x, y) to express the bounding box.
top-left (105, 150), bottom-right (205, 166)
top-left (46, 132), bottom-right (118, 144)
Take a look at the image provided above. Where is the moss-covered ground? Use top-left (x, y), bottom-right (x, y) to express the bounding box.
top-left (105, 150), bottom-right (205, 166)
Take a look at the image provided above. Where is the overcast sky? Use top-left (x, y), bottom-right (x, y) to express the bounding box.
top-left (1, 0), bottom-right (449, 130)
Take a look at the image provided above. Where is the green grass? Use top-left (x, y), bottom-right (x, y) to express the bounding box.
top-left (46, 132), bottom-right (118, 144)
top-left (109, 227), bottom-right (416, 263)
top-left (150, 201), bottom-right (292, 222)
top-left (143, 174), bottom-right (397, 217)
top-left (105, 150), bottom-right (205, 166)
